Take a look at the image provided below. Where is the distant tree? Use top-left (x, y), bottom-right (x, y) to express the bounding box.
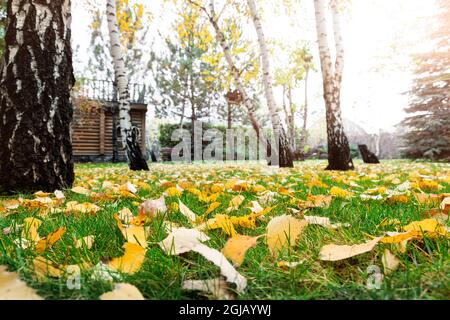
top-left (0, 0), bottom-right (74, 193)
top-left (150, 6), bottom-right (220, 129)
top-left (313, 0), bottom-right (354, 170)
top-left (273, 46), bottom-right (314, 153)
top-left (86, 0), bottom-right (151, 82)
top-left (401, 0), bottom-right (450, 161)
top-left (106, 0), bottom-right (149, 170)
top-left (247, 0), bottom-right (294, 168)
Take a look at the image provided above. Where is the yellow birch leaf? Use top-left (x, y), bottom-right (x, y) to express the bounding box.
top-left (319, 237), bottom-right (382, 261)
top-left (108, 243), bottom-right (146, 275)
top-left (266, 215), bottom-right (307, 256)
top-left (35, 227), bottom-right (66, 253)
top-left (22, 218), bottom-right (42, 242)
top-left (32, 256), bottom-right (64, 281)
top-left (179, 200), bottom-right (197, 224)
top-left (221, 235), bottom-right (258, 266)
top-left (204, 202), bottom-right (221, 218)
top-left (122, 226), bottom-right (147, 248)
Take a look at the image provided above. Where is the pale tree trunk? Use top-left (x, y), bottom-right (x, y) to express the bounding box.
top-left (0, 0), bottom-right (74, 193)
top-left (300, 68), bottom-right (309, 152)
top-left (106, 0), bottom-right (148, 170)
top-left (246, 0), bottom-right (294, 168)
top-left (314, 0), bottom-right (354, 171)
top-left (206, 0), bottom-right (271, 163)
top-left (287, 86), bottom-right (296, 151)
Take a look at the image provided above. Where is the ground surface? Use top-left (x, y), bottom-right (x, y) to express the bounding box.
top-left (0, 160), bottom-right (449, 300)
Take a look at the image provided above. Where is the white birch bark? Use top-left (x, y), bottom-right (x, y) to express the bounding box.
top-left (106, 0), bottom-right (148, 170)
top-left (207, 0), bottom-right (269, 158)
top-left (246, 0), bottom-right (294, 166)
top-left (313, 0), bottom-right (354, 170)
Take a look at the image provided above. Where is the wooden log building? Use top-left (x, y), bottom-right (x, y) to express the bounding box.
top-left (72, 80), bottom-right (148, 162)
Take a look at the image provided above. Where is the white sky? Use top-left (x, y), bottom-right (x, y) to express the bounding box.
top-left (72, 0), bottom-right (438, 134)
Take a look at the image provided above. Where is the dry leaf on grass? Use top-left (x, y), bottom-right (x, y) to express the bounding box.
top-left (159, 228), bottom-right (247, 292)
top-left (0, 266), bottom-right (42, 300)
top-left (22, 217), bottom-right (42, 242)
top-left (138, 196), bottom-right (167, 218)
top-left (319, 237), bottom-right (382, 261)
top-left (159, 227), bottom-right (210, 255)
top-left (266, 215), bottom-right (307, 256)
top-left (382, 249), bottom-right (400, 275)
top-left (108, 242), bottom-right (146, 275)
top-left (100, 283), bottom-right (144, 300)
top-left (204, 202), bottom-right (221, 218)
top-left (276, 260), bottom-right (305, 268)
top-left (221, 235), bottom-right (259, 267)
top-left (71, 186), bottom-right (91, 196)
top-left (304, 216), bottom-right (349, 229)
top-left (182, 278), bottom-right (235, 300)
top-left (35, 227), bottom-right (66, 253)
top-left (122, 226), bottom-right (148, 248)
top-left (440, 197), bottom-right (450, 215)
top-left (179, 200), bottom-right (198, 224)
top-left (32, 256), bottom-right (64, 280)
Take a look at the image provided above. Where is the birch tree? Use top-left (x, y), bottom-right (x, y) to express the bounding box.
top-left (246, 0), bottom-right (294, 168)
top-left (106, 0), bottom-right (148, 171)
top-left (314, 0), bottom-right (354, 170)
top-left (187, 0), bottom-right (274, 164)
top-left (0, 0), bottom-right (75, 193)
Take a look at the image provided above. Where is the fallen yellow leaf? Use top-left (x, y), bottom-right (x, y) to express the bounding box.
top-left (266, 215), bottom-right (307, 256)
top-left (108, 242), bottom-right (146, 275)
top-left (221, 235), bottom-right (258, 266)
top-left (319, 237), bottom-right (382, 261)
top-left (35, 227), bottom-right (66, 253)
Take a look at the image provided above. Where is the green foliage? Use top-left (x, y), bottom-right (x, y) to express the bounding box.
top-left (401, 0), bottom-right (450, 161)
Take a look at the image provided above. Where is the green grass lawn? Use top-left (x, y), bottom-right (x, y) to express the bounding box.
top-left (1, 160), bottom-right (449, 300)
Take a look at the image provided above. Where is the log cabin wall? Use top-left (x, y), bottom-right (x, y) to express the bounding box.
top-left (72, 102), bottom-right (147, 162)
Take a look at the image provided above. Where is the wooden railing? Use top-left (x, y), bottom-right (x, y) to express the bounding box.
top-left (75, 79), bottom-right (148, 104)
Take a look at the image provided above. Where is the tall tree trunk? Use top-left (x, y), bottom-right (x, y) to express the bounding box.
top-left (206, 0), bottom-right (270, 163)
top-left (0, 0), bottom-right (74, 193)
top-left (112, 103), bottom-right (119, 163)
top-left (287, 86), bottom-right (295, 151)
top-left (313, 0), bottom-right (354, 171)
top-left (247, 0), bottom-right (294, 168)
top-left (227, 101), bottom-right (232, 129)
top-left (300, 68), bottom-right (309, 152)
top-left (106, 0), bottom-right (148, 171)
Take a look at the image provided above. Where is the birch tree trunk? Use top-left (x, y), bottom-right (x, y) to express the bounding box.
top-left (206, 0), bottom-right (271, 163)
top-left (314, 0), bottom-right (354, 171)
top-left (106, 0), bottom-right (148, 171)
top-left (0, 0), bottom-right (74, 193)
top-left (287, 86), bottom-right (296, 151)
top-left (246, 0), bottom-right (294, 168)
top-left (300, 68), bottom-right (309, 152)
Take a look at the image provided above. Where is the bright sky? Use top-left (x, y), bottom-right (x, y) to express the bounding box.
top-left (72, 0), bottom-right (439, 134)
